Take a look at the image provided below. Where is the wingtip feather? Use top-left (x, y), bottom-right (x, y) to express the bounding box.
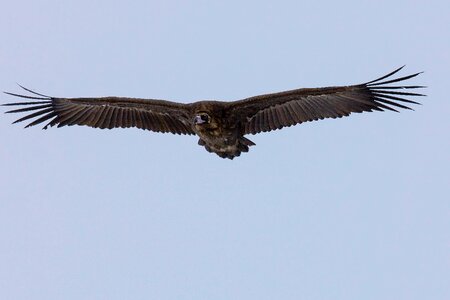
top-left (16, 84), bottom-right (51, 98)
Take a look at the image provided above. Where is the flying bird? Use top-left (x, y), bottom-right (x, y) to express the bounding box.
top-left (2, 66), bottom-right (424, 159)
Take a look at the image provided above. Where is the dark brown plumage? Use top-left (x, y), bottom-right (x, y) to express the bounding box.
top-left (3, 66), bottom-right (425, 159)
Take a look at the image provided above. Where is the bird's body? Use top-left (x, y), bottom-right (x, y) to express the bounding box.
top-left (190, 101), bottom-right (253, 158)
top-left (2, 67), bottom-right (425, 159)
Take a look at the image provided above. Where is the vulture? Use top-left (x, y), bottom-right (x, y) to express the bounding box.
top-left (2, 66), bottom-right (424, 159)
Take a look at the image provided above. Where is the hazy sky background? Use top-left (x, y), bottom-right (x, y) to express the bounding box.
top-left (1, 1), bottom-right (448, 299)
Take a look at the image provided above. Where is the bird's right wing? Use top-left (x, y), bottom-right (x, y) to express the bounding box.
top-left (228, 66), bottom-right (425, 135)
top-left (2, 86), bottom-right (195, 135)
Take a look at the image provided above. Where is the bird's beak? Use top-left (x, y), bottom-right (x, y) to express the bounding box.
top-left (194, 116), bottom-right (206, 124)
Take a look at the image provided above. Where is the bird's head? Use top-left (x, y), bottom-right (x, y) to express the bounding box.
top-left (194, 112), bottom-right (211, 125)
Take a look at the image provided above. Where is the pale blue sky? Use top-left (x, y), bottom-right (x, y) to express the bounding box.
top-left (1, 1), bottom-right (449, 299)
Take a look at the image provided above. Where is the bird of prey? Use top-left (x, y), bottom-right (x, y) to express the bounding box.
top-left (2, 66), bottom-right (424, 159)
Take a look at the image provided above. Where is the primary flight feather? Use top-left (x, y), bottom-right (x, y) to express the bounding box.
top-left (2, 66), bottom-right (425, 159)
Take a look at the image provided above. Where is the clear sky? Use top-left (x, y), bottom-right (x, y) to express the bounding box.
top-left (0, 1), bottom-right (448, 299)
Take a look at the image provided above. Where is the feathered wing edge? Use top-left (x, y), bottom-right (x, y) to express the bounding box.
top-left (2, 86), bottom-right (55, 128)
top-left (362, 65), bottom-right (425, 112)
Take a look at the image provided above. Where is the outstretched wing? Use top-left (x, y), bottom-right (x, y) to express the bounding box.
top-left (2, 86), bottom-right (195, 135)
top-left (229, 66), bottom-right (425, 135)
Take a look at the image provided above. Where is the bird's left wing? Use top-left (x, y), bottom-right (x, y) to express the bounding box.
top-left (2, 86), bottom-right (195, 135)
top-left (228, 67), bottom-right (425, 135)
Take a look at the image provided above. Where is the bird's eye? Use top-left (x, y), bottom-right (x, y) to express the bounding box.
top-left (201, 114), bottom-right (209, 122)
